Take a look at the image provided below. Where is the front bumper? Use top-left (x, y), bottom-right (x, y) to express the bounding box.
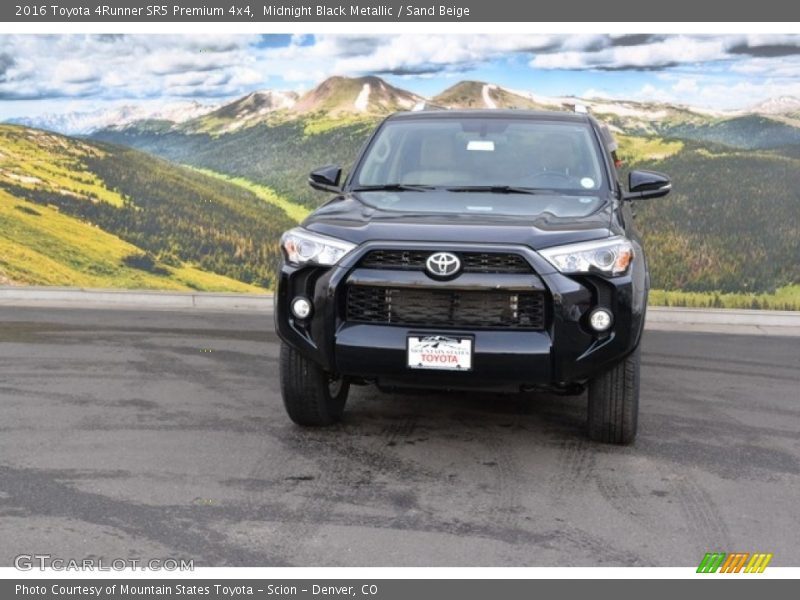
top-left (275, 241), bottom-right (646, 391)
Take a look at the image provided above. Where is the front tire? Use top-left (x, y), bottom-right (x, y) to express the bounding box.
top-left (587, 345), bottom-right (640, 444)
top-left (280, 342), bottom-right (349, 426)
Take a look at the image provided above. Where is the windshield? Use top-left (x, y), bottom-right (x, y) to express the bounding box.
top-left (353, 117), bottom-right (607, 193)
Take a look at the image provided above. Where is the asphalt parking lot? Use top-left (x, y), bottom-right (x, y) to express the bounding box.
top-left (0, 306), bottom-right (798, 567)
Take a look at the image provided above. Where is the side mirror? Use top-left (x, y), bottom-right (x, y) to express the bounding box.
top-left (624, 169), bottom-right (671, 200)
top-left (308, 165), bottom-right (342, 193)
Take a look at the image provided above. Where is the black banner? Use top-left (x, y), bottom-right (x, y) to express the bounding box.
top-left (3, 579), bottom-right (796, 599)
top-left (3, 0), bottom-right (800, 22)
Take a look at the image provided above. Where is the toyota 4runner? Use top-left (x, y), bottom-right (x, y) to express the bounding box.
top-left (275, 109), bottom-right (671, 444)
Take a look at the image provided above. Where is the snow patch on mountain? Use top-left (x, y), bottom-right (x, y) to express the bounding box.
top-left (481, 84), bottom-right (497, 109)
top-left (750, 96), bottom-right (800, 115)
top-left (354, 84), bottom-right (371, 112)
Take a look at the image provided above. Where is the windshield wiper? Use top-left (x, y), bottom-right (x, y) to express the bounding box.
top-left (446, 185), bottom-right (542, 195)
top-left (351, 183), bottom-right (437, 192)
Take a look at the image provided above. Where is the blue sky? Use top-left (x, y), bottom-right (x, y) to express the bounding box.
top-left (1, 34), bottom-right (800, 119)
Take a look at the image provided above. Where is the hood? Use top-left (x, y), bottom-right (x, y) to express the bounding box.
top-left (302, 191), bottom-right (621, 250)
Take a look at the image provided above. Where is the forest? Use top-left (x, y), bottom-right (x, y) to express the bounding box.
top-left (95, 119), bottom-right (378, 209)
top-left (626, 142), bottom-right (800, 294)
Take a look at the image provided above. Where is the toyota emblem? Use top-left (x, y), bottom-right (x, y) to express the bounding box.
top-left (425, 252), bottom-right (461, 278)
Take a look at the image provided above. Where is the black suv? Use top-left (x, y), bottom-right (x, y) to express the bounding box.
top-left (275, 110), bottom-right (670, 444)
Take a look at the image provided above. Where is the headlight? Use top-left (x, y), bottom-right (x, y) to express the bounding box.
top-left (539, 237), bottom-right (634, 276)
top-left (281, 227), bottom-right (356, 266)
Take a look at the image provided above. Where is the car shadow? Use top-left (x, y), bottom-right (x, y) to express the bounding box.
top-left (344, 384), bottom-right (589, 442)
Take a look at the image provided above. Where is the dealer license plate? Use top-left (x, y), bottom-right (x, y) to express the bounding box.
top-left (407, 335), bottom-right (473, 371)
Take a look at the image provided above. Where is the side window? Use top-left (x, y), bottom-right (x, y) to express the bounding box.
top-left (358, 129), bottom-right (395, 185)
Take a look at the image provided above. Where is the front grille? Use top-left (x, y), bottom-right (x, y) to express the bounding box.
top-left (346, 286), bottom-right (546, 330)
top-left (359, 250), bottom-right (532, 274)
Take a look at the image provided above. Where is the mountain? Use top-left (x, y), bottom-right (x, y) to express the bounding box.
top-left (0, 124), bottom-right (296, 289)
top-left (143, 76), bottom-right (423, 136)
top-left (92, 75), bottom-right (424, 206)
top-left (432, 81), bottom-right (552, 110)
top-left (429, 81), bottom-right (728, 137)
top-left (9, 101), bottom-right (218, 136)
top-left (108, 77), bottom-right (800, 149)
top-left (185, 90), bottom-right (298, 134)
top-left (91, 75), bottom-right (737, 209)
top-left (292, 75), bottom-right (422, 116)
top-left (583, 99), bottom-right (712, 134)
top-left (15, 75), bottom-right (800, 151)
top-left (750, 96), bottom-right (800, 115)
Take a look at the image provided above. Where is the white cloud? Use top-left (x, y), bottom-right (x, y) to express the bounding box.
top-left (730, 55), bottom-right (800, 77)
top-left (531, 36), bottom-right (734, 70)
top-left (0, 34), bottom-right (263, 100)
top-left (257, 34), bottom-right (561, 78)
top-left (671, 77), bottom-right (699, 95)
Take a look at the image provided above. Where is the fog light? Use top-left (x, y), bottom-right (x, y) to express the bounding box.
top-left (589, 308), bottom-right (613, 332)
top-left (291, 297), bottom-right (312, 319)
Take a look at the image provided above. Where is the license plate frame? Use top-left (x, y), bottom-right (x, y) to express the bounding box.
top-left (406, 334), bottom-right (473, 371)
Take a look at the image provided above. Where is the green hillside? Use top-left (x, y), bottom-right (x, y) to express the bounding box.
top-left (188, 167), bottom-right (310, 222)
top-left (620, 140), bottom-right (800, 294)
top-left (0, 124), bottom-right (295, 290)
top-left (95, 118), bottom-right (378, 209)
top-left (0, 188), bottom-right (259, 291)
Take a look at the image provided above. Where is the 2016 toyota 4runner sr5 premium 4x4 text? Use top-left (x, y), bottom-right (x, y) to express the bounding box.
top-left (275, 110), bottom-right (671, 444)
